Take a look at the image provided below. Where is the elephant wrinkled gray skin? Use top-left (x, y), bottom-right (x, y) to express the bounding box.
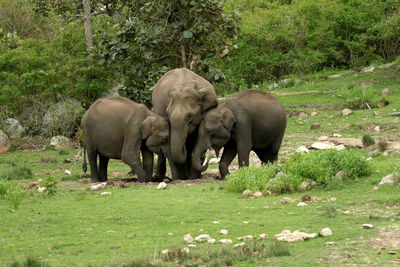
top-left (192, 90), bottom-right (287, 179)
top-left (152, 68), bottom-right (217, 180)
top-left (81, 97), bottom-right (169, 182)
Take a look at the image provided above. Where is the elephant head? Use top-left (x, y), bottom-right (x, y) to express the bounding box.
top-left (192, 106), bottom-right (236, 172)
top-left (166, 81), bottom-right (217, 164)
top-left (140, 116), bottom-right (170, 156)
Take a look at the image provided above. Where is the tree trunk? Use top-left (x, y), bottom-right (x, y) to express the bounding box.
top-left (82, 0), bottom-right (93, 51)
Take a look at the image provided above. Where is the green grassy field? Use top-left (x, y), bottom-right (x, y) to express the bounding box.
top-left (1, 63), bottom-right (400, 266)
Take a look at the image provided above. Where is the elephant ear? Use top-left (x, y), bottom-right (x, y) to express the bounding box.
top-left (199, 87), bottom-right (217, 112)
top-left (221, 108), bottom-right (236, 132)
top-left (140, 116), bottom-right (156, 139)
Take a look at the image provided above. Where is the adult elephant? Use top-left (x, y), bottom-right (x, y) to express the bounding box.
top-left (192, 90), bottom-right (287, 179)
top-left (152, 68), bottom-right (217, 180)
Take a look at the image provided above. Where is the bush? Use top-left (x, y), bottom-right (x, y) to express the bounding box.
top-left (362, 133), bottom-right (375, 147)
top-left (226, 149), bottom-right (372, 194)
top-left (336, 85), bottom-right (379, 109)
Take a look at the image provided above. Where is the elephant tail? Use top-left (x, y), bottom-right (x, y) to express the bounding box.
top-left (82, 146), bottom-right (87, 173)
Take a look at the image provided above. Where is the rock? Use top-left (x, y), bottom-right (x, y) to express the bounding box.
top-left (325, 242), bottom-right (336, 246)
top-left (184, 234), bottom-right (194, 243)
top-left (332, 133), bottom-right (342, 138)
top-left (188, 244), bottom-right (196, 248)
top-left (237, 235), bottom-right (253, 241)
top-left (361, 66), bottom-right (376, 73)
top-left (212, 221), bottom-right (220, 224)
top-left (296, 146), bottom-right (310, 153)
top-left (253, 191), bottom-right (263, 198)
top-left (259, 233), bottom-right (268, 239)
top-left (38, 187), bottom-right (46, 193)
top-left (168, 232), bottom-right (173, 236)
top-left (310, 180), bottom-right (317, 186)
top-left (181, 247), bottom-right (190, 254)
top-left (310, 123), bottom-right (321, 130)
top-left (334, 144), bottom-right (346, 151)
top-left (161, 249), bottom-right (170, 255)
top-left (297, 202), bottom-right (307, 207)
top-left (243, 221), bottom-right (249, 224)
top-left (234, 242), bottom-right (245, 249)
top-left (100, 192), bottom-right (112, 196)
top-left (50, 136), bottom-right (74, 150)
top-left (362, 224), bottom-right (374, 229)
top-left (42, 99), bottom-right (83, 136)
top-left (90, 182), bottom-right (107, 191)
top-left (0, 130), bottom-right (11, 154)
top-left (373, 111), bottom-right (380, 116)
top-left (329, 137), bottom-right (363, 148)
top-left (220, 229), bottom-right (228, 235)
top-left (281, 197), bottom-right (296, 204)
top-left (344, 210), bottom-right (352, 215)
top-left (301, 194), bottom-right (312, 202)
top-left (318, 136), bottom-right (330, 141)
top-left (194, 234), bottom-right (211, 242)
top-left (209, 158), bottom-right (220, 164)
top-left (319, 228), bottom-right (333, 237)
top-left (207, 239), bottom-right (216, 244)
top-left (374, 126), bottom-right (381, 132)
top-left (372, 186), bottom-right (378, 190)
top-left (156, 182), bottom-right (168, 189)
top-left (65, 170), bottom-right (71, 175)
top-left (379, 174), bottom-right (396, 185)
top-left (311, 141), bottom-right (335, 150)
top-left (329, 197), bottom-right (337, 202)
top-left (19, 105), bottom-right (46, 128)
top-left (342, 109), bottom-right (353, 116)
top-left (104, 83), bottom-right (123, 97)
top-left (311, 112), bottom-right (317, 116)
top-left (275, 230), bottom-right (317, 242)
top-left (382, 88), bottom-right (391, 96)
top-left (219, 239), bottom-right (232, 244)
top-left (4, 118), bottom-right (25, 139)
top-left (300, 181), bottom-right (310, 191)
top-left (242, 189), bottom-right (253, 197)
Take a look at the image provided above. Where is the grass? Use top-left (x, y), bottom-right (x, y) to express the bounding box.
top-left (0, 63), bottom-right (400, 266)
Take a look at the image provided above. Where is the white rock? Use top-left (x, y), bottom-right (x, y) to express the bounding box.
top-left (366, 157), bottom-right (372, 161)
top-left (362, 224), bottom-right (374, 229)
top-left (237, 235), bottom-right (253, 241)
top-left (156, 182), bottom-right (168, 190)
top-left (281, 197), bottom-right (296, 204)
top-left (90, 182), bottom-right (107, 191)
top-left (212, 221), bottom-right (220, 224)
top-left (325, 242), bottom-right (336, 246)
top-left (100, 192), bottom-right (112, 196)
top-left (234, 242), bottom-right (245, 249)
top-left (64, 170), bottom-right (71, 175)
top-left (374, 126), bottom-right (381, 132)
top-left (296, 146), bottom-right (310, 153)
top-left (194, 234), bottom-right (211, 242)
top-left (299, 181), bottom-right (310, 191)
top-left (161, 249), bottom-right (170, 255)
top-left (372, 186), bottom-right (378, 190)
top-left (342, 108), bottom-right (352, 116)
top-left (243, 221), bottom-right (249, 224)
top-left (181, 247), bottom-right (190, 254)
top-left (344, 210), bottom-right (352, 215)
top-left (38, 187), bottom-right (46, 193)
top-left (361, 66), bottom-right (375, 73)
top-left (379, 174), bottom-right (395, 185)
top-left (184, 234), bottom-right (194, 244)
top-left (318, 136), bottom-right (330, 141)
top-left (259, 233), bottom-right (268, 239)
top-left (297, 202), bottom-right (308, 207)
top-left (253, 191), bottom-right (263, 198)
top-left (275, 230), bottom-right (317, 242)
top-left (311, 141), bottom-right (335, 150)
top-left (168, 232), bottom-right (173, 236)
top-left (220, 229), bottom-right (229, 235)
top-left (242, 189), bottom-right (253, 197)
top-left (219, 239), bottom-right (232, 244)
top-left (4, 118), bottom-right (25, 139)
top-left (332, 133), bottom-right (342, 138)
top-left (207, 238), bottom-right (216, 244)
top-left (334, 144), bottom-right (346, 151)
top-left (382, 88), bottom-right (391, 96)
top-left (310, 180), bottom-right (317, 186)
top-left (311, 112), bottom-right (317, 116)
top-left (209, 158), bottom-right (220, 164)
top-left (188, 244), bottom-right (196, 248)
top-left (319, 228), bottom-right (333, 237)
top-left (50, 135), bottom-right (74, 150)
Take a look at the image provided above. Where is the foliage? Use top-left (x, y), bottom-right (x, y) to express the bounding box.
top-left (362, 133), bottom-right (375, 147)
top-left (0, 180), bottom-right (26, 210)
top-left (9, 256), bottom-right (49, 267)
top-left (226, 149), bottom-right (372, 194)
top-left (39, 176), bottom-right (59, 196)
top-left (336, 85), bottom-right (379, 109)
top-left (0, 165), bottom-right (33, 180)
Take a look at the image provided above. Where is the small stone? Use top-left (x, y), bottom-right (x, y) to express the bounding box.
top-left (366, 157), bottom-right (372, 161)
top-left (382, 88), bottom-right (391, 96)
top-left (181, 247), bottom-right (190, 254)
top-left (379, 174), bottom-right (395, 185)
top-left (310, 180), bottom-right (317, 186)
top-left (156, 182), bottom-right (168, 190)
top-left (275, 230), bottom-right (317, 242)
top-left (319, 228), bottom-right (333, 237)
top-left (325, 242), bottom-right (336, 246)
top-left (234, 242), bottom-right (245, 249)
top-left (387, 251), bottom-right (397, 255)
top-left (318, 136), bottom-right (330, 141)
top-left (299, 181), bottom-right (310, 191)
top-left (168, 232), bottom-right (173, 236)
top-left (372, 186), bottom-right (378, 190)
top-left (259, 233), bottom-right (268, 239)
top-left (334, 144), bottom-right (346, 151)
top-left (342, 109), bottom-right (353, 116)
top-left (296, 146), bottom-right (310, 153)
top-left (242, 189), bottom-right (253, 197)
top-left (212, 221), bottom-right (220, 224)
top-left (0, 130), bottom-right (11, 154)
top-left (332, 133), bottom-right (342, 138)
top-left (243, 221), bottom-right (249, 224)
top-left (207, 238), bottom-right (216, 244)
top-left (374, 126), bottom-right (381, 132)
top-left (194, 234), bottom-right (211, 242)
top-left (209, 158), bottom-right (220, 164)
top-left (362, 224), bottom-right (374, 229)
top-left (184, 234), bottom-right (194, 243)
top-left (311, 112), bottom-right (317, 116)
top-left (220, 229), bottom-right (228, 235)
top-left (281, 197), bottom-right (296, 204)
top-left (161, 249), bottom-right (170, 255)
top-left (219, 239), bottom-right (232, 244)
top-left (38, 187), bottom-right (46, 193)
top-left (329, 197), bottom-right (337, 202)
top-left (310, 123), bottom-right (321, 130)
top-left (90, 182), bottom-right (107, 191)
top-left (253, 191), bottom-right (263, 198)
top-left (297, 202), bottom-right (307, 207)
top-left (65, 170), bottom-right (71, 175)
top-left (188, 244), bottom-right (196, 248)
top-left (100, 192), bottom-right (112, 196)
top-left (199, 229), bottom-right (204, 232)
top-left (237, 235), bottom-right (253, 241)
top-left (344, 210), bottom-right (352, 215)
top-left (373, 111), bottom-right (380, 116)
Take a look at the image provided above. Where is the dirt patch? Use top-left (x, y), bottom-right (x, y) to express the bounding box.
top-left (370, 229), bottom-right (400, 250)
top-left (15, 136), bottom-right (50, 151)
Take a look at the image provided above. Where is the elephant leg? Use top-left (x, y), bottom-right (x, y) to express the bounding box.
top-left (219, 143), bottom-right (237, 179)
top-left (141, 146), bottom-right (154, 182)
top-left (98, 154), bottom-right (109, 182)
top-left (87, 149), bottom-right (99, 182)
top-left (263, 136), bottom-right (284, 163)
top-left (237, 142), bottom-right (251, 167)
top-left (154, 154), bottom-right (167, 181)
top-left (186, 131), bottom-right (201, 179)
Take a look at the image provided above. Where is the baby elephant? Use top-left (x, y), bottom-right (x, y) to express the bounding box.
top-left (81, 97), bottom-right (169, 182)
top-left (192, 90), bottom-right (286, 179)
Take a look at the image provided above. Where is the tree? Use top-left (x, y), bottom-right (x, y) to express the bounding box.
top-left (82, 0), bottom-right (93, 50)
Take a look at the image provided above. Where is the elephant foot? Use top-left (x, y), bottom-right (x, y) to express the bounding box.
top-left (153, 175), bottom-right (170, 182)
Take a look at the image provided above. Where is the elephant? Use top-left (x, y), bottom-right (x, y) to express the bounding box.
top-left (152, 68), bottom-right (218, 180)
top-left (191, 89), bottom-right (287, 179)
top-left (81, 97), bottom-right (169, 182)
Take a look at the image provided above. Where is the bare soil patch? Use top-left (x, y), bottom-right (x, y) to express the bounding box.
top-left (370, 229), bottom-right (400, 250)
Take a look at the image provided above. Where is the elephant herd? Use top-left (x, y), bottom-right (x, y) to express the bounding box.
top-left (81, 68), bottom-right (287, 183)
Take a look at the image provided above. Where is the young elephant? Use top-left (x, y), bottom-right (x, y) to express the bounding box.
top-left (192, 90), bottom-right (287, 179)
top-left (81, 97), bottom-right (169, 182)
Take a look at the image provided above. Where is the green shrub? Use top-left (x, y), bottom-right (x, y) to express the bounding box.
top-left (39, 176), bottom-right (58, 196)
top-left (0, 165), bottom-right (33, 180)
top-left (337, 86), bottom-right (379, 109)
top-left (226, 149), bottom-right (372, 194)
top-left (362, 133), bottom-right (375, 147)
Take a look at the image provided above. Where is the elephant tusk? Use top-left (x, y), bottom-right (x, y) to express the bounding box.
top-left (202, 153), bottom-right (209, 167)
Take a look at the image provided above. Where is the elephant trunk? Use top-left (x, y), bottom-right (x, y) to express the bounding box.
top-left (191, 128), bottom-right (211, 172)
top-left (192, 149), bottom-right (209, 172)
top-left (170, 127), bottom-right (187, 164)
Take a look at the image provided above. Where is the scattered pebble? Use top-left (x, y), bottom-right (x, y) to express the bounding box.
top-left (100, 192), bottom-right (112, 196)
top-left (344, 210), bottom-right (352, 215)
top-left (237, 235), bottom-right (253, 241)
top-left (387, 251), bottom-right (397, 255)
top-left (319, 228), bottom-right (333, 237)
top-left (38, 187), bottom-right (46, 193)
top-left (208, 238), bottom-right (216, 244)
top-left (220, 229), bottom-right (228, 235)
top-left (161, 249), bottom-right (169, 255)
top-left (259, 233), bottom-right (268, 239)
top-left (64, 170), bottom-right (71, 175)
top-left (311, 112), bottom-right (317, 116)
top-left (243, 221), bottom-right (249, 224)
top-left (188, 244), bottom-right (196, 248)
top-left (281, 197), bottom-right (296, 204)
top-left (296, 146), bottom-right (310, 153)
top-left (275, 230), bottom-right (317, 242)
top-left (234, 242), bottom-right (245, 249)
top-left (342, 108), bottom-right (353, 116)
top-left (184, 234), bottom-right (193, 244)
top-left (90, 182), bottom-right (107, 191)
top-left (362, 224), bottom-right (374, 229)
top-left (253, 191), bottom-right (263, 198)
top-left (317, 136), bottom-right (330, 141)
top-left (372, 186), bottom-right (378, 190)
top-left (181, 247), bottom-right (190, 254)
top-left (194, 234), bottom-right (211, 242)
top-left (325, 242), bottom-right (336, 246)
top-left (156, 182), bottom-right (168, 190)
top-left (297, 202), bottom-right (307, 207)
top-left (168, 232), bottom-right (173, 236)
top-left (329, 197), bottom-right (337, 202)
top-left (212, 221), bottom-right (220, 224)
top-left (219, 239), bottom-right (232, 244)
top-left (242, 189), bottom-right (253, 197)
top-left (379, 174), bottom-right (396, 185)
